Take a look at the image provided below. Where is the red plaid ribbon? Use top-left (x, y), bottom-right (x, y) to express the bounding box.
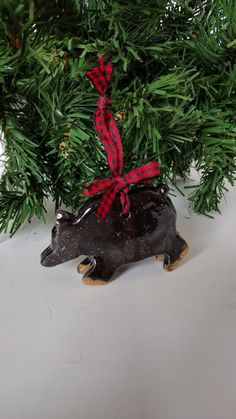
top-left (83, 56), bottom-right (160, 220)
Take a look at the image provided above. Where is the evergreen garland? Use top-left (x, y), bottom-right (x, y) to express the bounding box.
top-left (0, 0), bottom-right (235, 235)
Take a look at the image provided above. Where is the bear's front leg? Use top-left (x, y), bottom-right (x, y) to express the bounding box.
top-left (78, 256), bottom-right (116, 285)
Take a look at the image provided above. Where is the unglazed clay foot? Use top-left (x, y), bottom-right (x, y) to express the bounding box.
top-left (164, 243), bottom-right (189, 271)
top-left (156, 242), bottom-right (189, 271)
top-left (82, 276), bottom-right (108, 286)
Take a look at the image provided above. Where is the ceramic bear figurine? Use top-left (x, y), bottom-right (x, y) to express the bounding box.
top-left (40, 184), bottom-right (189, 285)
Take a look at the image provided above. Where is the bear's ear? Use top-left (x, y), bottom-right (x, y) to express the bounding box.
top-left (157, 183), bottom-right (169, 195)
top-left (56, 210), bottom-right (73, 223)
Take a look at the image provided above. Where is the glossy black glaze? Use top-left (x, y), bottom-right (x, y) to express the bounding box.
top-left (40, 184), bottom-right (188, 283)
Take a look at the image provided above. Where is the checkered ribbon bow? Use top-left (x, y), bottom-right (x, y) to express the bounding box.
top-left (83, 56), bottom-right (160, 220)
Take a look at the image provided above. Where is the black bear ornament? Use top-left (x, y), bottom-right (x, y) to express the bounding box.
top-left (41, 185), bottom-right (189, 285)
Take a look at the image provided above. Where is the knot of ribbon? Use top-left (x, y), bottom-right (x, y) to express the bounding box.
top-left (97, 96), bottom-right (110, 110)
top-left (83, 56), bottom-right (160, 220)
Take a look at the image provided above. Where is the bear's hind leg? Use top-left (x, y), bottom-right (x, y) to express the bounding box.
top-left (156, 234), bottom-right (189, 271)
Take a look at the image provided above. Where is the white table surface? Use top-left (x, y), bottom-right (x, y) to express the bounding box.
top-left (1, 176), bottom-right (236, 419)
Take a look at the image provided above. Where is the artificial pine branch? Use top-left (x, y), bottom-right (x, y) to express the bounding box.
top-left (0, 0), bottom-right (235, 235)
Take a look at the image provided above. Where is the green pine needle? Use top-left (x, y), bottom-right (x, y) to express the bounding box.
top-left (0, 0), bottom-right (236, 234)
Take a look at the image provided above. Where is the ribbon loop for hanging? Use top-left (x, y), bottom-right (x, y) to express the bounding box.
top-left (83, 56), bottom-right (160, 220)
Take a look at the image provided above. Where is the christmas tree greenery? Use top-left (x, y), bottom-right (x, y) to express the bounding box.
top-left (0, 0), bottom-right (236, 235)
